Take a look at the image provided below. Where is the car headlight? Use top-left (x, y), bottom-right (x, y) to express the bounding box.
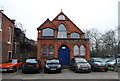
top-left (45, 64), bottom-right (49, 68)
top-left (57, 64), bottom-right (61, 68)
top-left (87, 64), bottom-right (91, 68)
top-left (9, 65), bottom-right (13, 68)
top-left (77, 65), bottom-right (81, 68)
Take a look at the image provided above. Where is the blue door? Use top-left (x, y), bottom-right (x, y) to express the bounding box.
top-left (58, 45), bottom-right (70, 65)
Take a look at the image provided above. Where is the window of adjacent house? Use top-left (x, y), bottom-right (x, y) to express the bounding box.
top-left (0, 18), bottom-right (2, 31)
top-left (42, 28), bottom-right (54, 37)
top-left (74, 45), bottom-right (79, 56)
top-left (8, 26), bottom-right (12, 43)
top-left (41, 45), bottom-right (47, 58)
top-left (57, 24), bottom-right (67, 38)
top-left (70, 32), bottom-right (80, 38)
top-left (58, 15), bottom-right (65, 20)
top-left (8, 51), bottom-right (12, 59)
top-left (48, 45), bottom-right (54, 58)
top-left (80, 45), bottom-right (86, 56)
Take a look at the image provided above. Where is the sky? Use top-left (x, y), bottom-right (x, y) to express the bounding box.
top-left (0, 0), bottom-right (119, 40)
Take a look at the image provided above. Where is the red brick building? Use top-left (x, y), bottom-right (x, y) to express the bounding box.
top-left (37, 12), bottom-right (90, 65)
top-left (0, 11), bottom-right (14, 63)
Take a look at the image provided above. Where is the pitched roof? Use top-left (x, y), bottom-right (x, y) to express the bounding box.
top-left (52, 12), bottom-right (84, 34)
top-left (37, 18), bottom-right (56, 30)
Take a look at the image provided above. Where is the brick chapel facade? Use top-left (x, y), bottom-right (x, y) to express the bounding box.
top-left (37, 12), bottom-right (90, 65)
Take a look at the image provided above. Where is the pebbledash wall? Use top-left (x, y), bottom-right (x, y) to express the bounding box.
top-left (37, 12), bottom-right (90, 65)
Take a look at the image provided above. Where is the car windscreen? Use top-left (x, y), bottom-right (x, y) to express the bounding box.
top-left (26, 59), bottom-right (37, 63)
top-left (75, 59), bottom-right (87, 63)
top-left (7, 60), bottom-right (17, 63)
top-left (46, 59), bottom-right (60, 64)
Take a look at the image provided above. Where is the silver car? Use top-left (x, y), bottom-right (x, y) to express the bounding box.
top-left (69, 57), bottom-right (91, 73)
top-left (106, 58), bottom-right (120, 67)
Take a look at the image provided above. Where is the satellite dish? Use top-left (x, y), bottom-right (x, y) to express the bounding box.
top-left (15, 22), bottom-right (23, 31)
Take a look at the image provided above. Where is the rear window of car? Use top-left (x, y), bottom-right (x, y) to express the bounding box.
top-left (46, 59), bottom-right (60, 63)
top-left (26, 59), bottom-right (37, 63)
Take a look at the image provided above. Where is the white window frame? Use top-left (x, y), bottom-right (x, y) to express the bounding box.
top-left (42, 28), bottom-right (54, 37)
top-left (58, 15), bottom-right (65, 20)
top-left (57, 24), bottom-right (67, 38)
top-left (70, 32), bottom-right (80, 38)
top-left (80, 45), bottom-right (86, 56)
top-left (74, 45), bottom-right (79, 56)
top-left (8, 26), bottom-right (12, 44)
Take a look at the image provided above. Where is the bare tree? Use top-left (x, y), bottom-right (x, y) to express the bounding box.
top-left (85, 28), bottom-right (102, 57)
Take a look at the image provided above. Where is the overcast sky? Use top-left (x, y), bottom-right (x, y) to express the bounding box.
top-left (0, 0), bottom-right (119, 40)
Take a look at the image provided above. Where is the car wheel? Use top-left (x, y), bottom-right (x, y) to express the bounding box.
top-left (92, 67), bottom-right (96, 72)
top-left (13, 67), bottom-right (17, 72)
top-left (69, 66), bottom-right (72, 70)
top-left (59, 70), bottom-right (61, 73)
top-left (105, 68), bottom-right (108, 72)
top-left (22, 70), bottom-right (25, 74)
top-left (74, 69), bottom-right (78, 73)
top-left (18, 65), bottom-right (22, 69)
top-left (88, 71), bottom-right (91, 73)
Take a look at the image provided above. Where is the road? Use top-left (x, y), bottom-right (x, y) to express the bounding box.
top-left (1, 69), bottom-right (119, 80)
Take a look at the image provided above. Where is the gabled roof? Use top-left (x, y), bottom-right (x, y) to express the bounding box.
top-left (52, 12), bottom-right (84, 34)
top-left (37, 18), bottom-right (56, 30)
top-left (52, 11), bottom-right (70, 21)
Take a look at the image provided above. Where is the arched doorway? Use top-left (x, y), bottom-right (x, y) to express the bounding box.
top-left (58, 45), bottom-right (70, 65)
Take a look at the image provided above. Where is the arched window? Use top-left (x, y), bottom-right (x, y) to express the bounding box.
top-left (57, 24), bottom-right (67, 38)
top-left (41, 45), bottom-right (47, 58)
top-left (42, 28), bottom-right (54, 37)
top-left (74, 45), bottom-right (79, 56)
top-left (80, 45), bottom-right (86, 56)
top-left (70, 33), bottom-right (80, 38)
top-left (58, 15), bottom-right (65, 20)
top-left (48, 45), bottom-right (54, 58)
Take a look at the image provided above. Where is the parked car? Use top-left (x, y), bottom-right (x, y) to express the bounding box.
top-left (69, 57), bottom-right (91, 73)
top-left (103, 58), bottom-right (114, 63)
top-left (44, 58), bottom-right (62, 73)
top-left (106, 58), bottom-right (120, 67)
top-left (0, 59), bottom-right (22, 72)
top-left (22, 59), bottom-right (42, 73)
top-left (88, 58), bottom-right (108, 72)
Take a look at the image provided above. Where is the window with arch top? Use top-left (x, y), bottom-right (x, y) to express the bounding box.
top-left (74, 45), bottom-right (79, 56)
top-left (42, 28), bottom-right (54, 37)
top-left (41, 45), bottom-right (47, 58)
top-left (80, 45), bottom-right (86, 56)
top-left (70, 32), bottom-right (80, 38)
top-left (57, 24), bottom-right (67, 38)
top-left (48, 45), bottom-right (54, 58)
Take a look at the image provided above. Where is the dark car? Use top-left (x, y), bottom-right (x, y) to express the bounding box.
top-left (88, 58), bottom-right (108, 72)
top-left (69, 57), bottom-right (91, 73)
top-left (44, 58), bottom-right (62, 73)
top-left (22, 59), bottom-right (41, 73)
